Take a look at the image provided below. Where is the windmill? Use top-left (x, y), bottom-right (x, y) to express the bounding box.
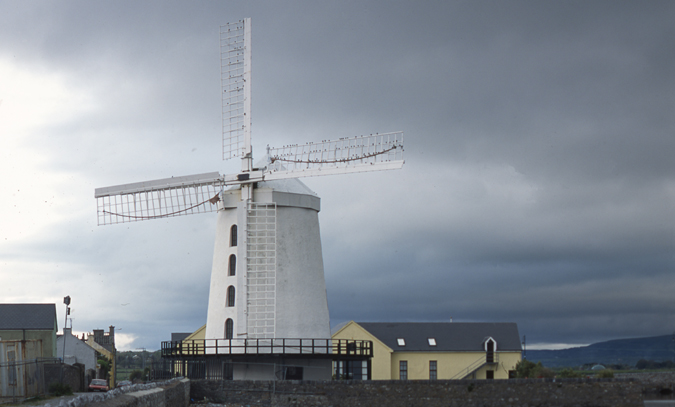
top-left (95, 19), bottom-right (403, 379)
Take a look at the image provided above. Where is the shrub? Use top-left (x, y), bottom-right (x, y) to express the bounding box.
top-left (557, 368), bottom-right (582, 378)
top-left (515, 360), bottom-right (555, 378)
top-left (531, 365), bottom-right (556, 378)
top-left (596, 369), bottom-right (614, 378)
top-left (48, 383), bottom-right (73, 396)
top-left (129, 369), bottom-right (143, 382)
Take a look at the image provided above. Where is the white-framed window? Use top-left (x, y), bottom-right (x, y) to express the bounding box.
top-left (429, 360), bottom-right (437, 380)
top-left (397, 338), bottom-right (405, 346)
top-left (428, 338), bottom-right (437, 346)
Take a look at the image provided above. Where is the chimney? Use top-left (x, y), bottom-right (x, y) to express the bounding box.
top-left (93, 329), bottom-right (104, 343)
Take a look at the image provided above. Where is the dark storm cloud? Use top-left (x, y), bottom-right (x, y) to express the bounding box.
top-left (1, 0), bottom-right (673, 349)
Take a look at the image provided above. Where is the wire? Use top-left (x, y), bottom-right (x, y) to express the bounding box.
top-left (270, 145), bottom-right (400, 165)
top-left (103, 194), bottom-right (219, 221)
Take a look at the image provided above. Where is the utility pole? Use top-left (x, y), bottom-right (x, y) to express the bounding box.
top-left (60, 296), bottom-right (71, 384)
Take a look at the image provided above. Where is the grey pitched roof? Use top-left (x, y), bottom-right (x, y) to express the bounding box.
top-left (357, 322), bottom-right (521, 352)
top-left (0, 304), bottom-right (57, 330)
top-left (171, 332), bottom-right (192, 342)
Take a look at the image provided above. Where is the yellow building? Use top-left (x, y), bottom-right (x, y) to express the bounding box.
top-left (85, 326), bottom-right (116, 387)
top-left (182, 325), bottom-right (206, 342)
top-left (332, 321), bottom-right (522, 380)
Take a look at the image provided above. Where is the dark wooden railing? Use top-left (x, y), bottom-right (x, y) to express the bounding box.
top-left (161, 338), bottom-right (372, 358)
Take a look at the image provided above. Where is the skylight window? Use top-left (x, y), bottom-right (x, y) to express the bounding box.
top-left (428, 338), bottom-right (437, 346)
top-left (397, 338), bottom-right (405, 346)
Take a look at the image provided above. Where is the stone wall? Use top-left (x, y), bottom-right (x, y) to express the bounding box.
top-left (44, 362), bottom-right (85, 392)
top-left (41, 378), bottom-right (190, 407)
top-left (191, 378), bottom-right (644, 407)
top-left (616, 372), bottom-right (675, 399)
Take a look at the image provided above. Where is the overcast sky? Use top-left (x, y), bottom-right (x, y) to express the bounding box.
top-left (1, 0), bottom-right (673, 351)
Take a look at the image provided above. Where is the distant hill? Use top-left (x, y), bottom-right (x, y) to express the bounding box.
top-left (526, 334), bottom-right (675, 368)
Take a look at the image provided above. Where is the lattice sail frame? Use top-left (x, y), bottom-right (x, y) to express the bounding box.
top-left (220, 19), bottom-right (251, 161)
top-left (267, 132), bottom-right (404, 177)
top-left (245, 202), bottom-right (277, 339)
top-left (95, 173), bottom-right (224, 225)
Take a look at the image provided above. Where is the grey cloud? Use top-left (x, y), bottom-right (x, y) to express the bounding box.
top-left (1, 0), bottom-right (673, 349)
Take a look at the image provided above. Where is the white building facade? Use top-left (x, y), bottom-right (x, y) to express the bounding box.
top-left (56, 328), bottom-right (97, 373)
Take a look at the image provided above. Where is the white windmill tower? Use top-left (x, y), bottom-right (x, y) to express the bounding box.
top-left (95, 18), bottom-right (403, 380)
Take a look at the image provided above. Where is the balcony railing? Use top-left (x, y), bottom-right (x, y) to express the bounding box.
top-left (161, 338), bottom-right (372, 359)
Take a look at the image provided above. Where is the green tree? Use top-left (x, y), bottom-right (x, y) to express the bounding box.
top-left (515, 359), bottom-right (537, 378)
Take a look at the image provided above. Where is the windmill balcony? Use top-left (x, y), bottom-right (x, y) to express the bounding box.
top-left (161, 338), bottom-right (372, 359)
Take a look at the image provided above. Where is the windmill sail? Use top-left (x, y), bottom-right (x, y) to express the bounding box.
top-left (221, 19), bottom-right (252, 162)
top-left (265, 132), bottom-right (404, 180)
top-left (95, 172), bottom-right (224, 225)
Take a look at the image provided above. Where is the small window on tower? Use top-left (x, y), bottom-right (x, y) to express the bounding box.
top-left (397, 338), bottom-right (405, 347)
top-left (227, 286), bottom-right (235, 307)
top-left (228, 254), bottom-right (236, 276)
top-left (230, 225), bottom-right (237, 247)
top-left (225, 318), bottom-right (233, 339)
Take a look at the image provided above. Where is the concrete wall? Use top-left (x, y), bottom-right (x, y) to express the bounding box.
top-left (44, 362), bottom-right (85, 393)
top-left (191, 378), bottom-right (644, 407)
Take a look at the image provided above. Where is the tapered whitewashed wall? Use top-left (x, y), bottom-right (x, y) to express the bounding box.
top-left (205, 179), bottom-right (330, 342)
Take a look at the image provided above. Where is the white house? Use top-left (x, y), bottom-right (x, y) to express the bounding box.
top-left (56, 328), bottom-right (97, 373)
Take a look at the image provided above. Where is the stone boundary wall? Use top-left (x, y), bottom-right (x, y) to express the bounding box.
top-left (191, 378), bottom-right (644, 407)
top-left (616, 372), bottom-right (675, 399)
top-left (41, 378), bottom-right (190, 407)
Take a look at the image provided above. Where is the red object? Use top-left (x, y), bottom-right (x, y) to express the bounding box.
top-left (88, 379), bottom-right (109, 392)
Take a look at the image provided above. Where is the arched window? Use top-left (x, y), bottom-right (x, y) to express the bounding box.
top-left (227, 286), bottom-right (235, 307)
top-left (230, 225), bottom-right (237, 247)
top-left (228, 254), bottom-right (236, 276)
top-left (225, 319), bottom-right (233, 339)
